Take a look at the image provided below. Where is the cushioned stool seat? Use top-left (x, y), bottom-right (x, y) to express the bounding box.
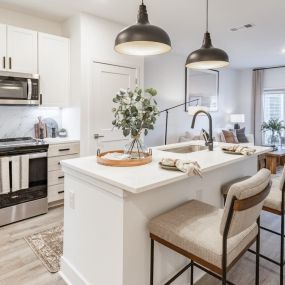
top-left (149, 169), bottom-right (271, 285)
top-left (220, 170), bottom-right (285, 285)
top-left (149, 199), bottom-right (258, 269)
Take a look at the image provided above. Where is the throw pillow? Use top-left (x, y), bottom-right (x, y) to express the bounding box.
top-left (222, 130), bottom-right (239, 144)
top-left (234, 128), bottom-right (249, 143)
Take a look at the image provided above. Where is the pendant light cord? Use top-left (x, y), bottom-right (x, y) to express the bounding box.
top-left (206, 0), bottom-right (209, 32)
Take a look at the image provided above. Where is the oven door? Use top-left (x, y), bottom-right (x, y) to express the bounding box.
top-left (0, 152), bottom-right (48, 210)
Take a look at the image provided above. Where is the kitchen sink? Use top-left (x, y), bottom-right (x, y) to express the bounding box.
top-left (162, 145), bottom-right (208, 154)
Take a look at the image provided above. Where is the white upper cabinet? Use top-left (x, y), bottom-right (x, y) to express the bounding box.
top-left (0, 24), bottom-right (6, 71)
top-left (38, 33), bottom-right (70, 107)
top-left (7, 25), bottom-right (38, 74)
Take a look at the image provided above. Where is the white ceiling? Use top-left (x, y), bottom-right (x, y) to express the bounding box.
top-left (0, 0), bottom-right (285, 69)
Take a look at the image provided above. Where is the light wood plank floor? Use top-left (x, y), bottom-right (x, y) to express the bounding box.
top-left (0, 206), bottom-right (284, 284)
top-left (0, 206), bottom-right (66, 285)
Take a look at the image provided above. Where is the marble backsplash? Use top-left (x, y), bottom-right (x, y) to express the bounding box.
top-left (0, 106), bottom-right (62, 139)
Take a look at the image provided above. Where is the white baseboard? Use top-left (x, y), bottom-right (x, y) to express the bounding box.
top-left (59, 255), bottom-right (205, 285)
top-left (59, 256), bottom-right (89, 285)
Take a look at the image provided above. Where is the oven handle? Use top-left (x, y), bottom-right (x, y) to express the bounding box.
top-left (28, 152), bottom-right (47, 159)
top-left (8, 152), bottom-right (47, 161)
top-left (27, 79), bottom-right (32, 100)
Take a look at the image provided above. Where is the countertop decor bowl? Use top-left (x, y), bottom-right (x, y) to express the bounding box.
top-left (97, 149), bottom-right (152, 167)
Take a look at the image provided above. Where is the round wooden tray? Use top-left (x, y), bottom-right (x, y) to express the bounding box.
top-left (97, 149), bottom-right (152, 167)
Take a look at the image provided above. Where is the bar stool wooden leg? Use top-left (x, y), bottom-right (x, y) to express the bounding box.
top-left (256, 218), bottom-right (260, 285)
top-left (150, 239), bottom-right (154, 285)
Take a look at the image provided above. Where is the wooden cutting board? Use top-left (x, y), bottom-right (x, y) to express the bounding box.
top-left (34, 122), bottom-right (48, 139)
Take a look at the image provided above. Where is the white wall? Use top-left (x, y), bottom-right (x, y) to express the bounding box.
top-left (62, 15), bottom-right (82, 139)
top-left (0, 7), bottom-right (62, 35)
top-left (63, 13), bottom-right (144, 156)
top-left (144, 53), bottom-right (240, 147)
top-left (237, 69), bottom-right (253, 132)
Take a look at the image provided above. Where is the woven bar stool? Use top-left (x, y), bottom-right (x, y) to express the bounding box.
top-left (149, 169), bottom-right (271, 285)
top-left (221, 167), bottom-right (285, 285)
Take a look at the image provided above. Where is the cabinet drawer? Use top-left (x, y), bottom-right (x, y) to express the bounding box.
top-left (48, 169), bottom-right (65, 186)
top-left (48, 184), bottom-right (64, 203)
top-left (48, 143), bottom-right (80, 157)
top-left (48, 154), bottom-right (79, 171)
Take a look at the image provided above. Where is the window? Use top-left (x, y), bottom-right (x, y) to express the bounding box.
top-left (263, 90), bottom-right (284, 122)
top-left (263, 90), bottom-right (285, 143)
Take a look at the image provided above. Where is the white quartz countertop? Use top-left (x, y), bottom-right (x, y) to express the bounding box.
top-left (44, 137), bottom-right (80, 144)
top-left (61, 141), bottom-right (271, 194)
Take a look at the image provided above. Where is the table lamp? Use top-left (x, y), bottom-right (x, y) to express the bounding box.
top-left (230, 114), bottom-right (245, 129)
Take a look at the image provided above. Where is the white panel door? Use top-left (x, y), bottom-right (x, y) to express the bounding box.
top-left (0, 24), bottom-right (6, 71)
top-left (38, 32), bottom-right (70, 107)
top-left (89, 62), bottom-right (138, 155)
top-left (7, 25), bottom-right (37, 74)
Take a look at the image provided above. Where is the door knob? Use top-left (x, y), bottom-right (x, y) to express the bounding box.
top-left (94, 134), bottom-right (104, 139)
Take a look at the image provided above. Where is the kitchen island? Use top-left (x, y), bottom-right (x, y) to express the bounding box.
top-left (60, 141), bottom-right (270, 285)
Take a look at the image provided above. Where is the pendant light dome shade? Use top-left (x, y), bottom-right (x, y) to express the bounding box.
top-left (186, 32), bottom-right (229, 69)
top-left (186, 0), bottom-right (229, 69)
top-left (114, 2), bottom-right (171, 56)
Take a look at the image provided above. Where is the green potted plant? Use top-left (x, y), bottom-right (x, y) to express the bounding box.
top-left (261, 118), bottom-right (285, 147)
top-left (112, 87), bottom-right (159, 158)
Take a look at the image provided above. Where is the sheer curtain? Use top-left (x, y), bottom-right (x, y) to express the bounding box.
top-left (252, 69), bottom-right (264, 145)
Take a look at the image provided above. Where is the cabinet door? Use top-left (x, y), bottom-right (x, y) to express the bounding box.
top-left (7, 25), bottom-right (38, 74)
top-left (0, 24), bottom-right (7, 71)
top-left (38, 33), bottom-right (70, 107)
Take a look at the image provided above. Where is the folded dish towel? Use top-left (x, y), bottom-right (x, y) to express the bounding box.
top-left (0, 157), bottom-right (10, 194)
top-left (222, 145), bottom-right (256, 155)
top-left (20, 154), bottom-right (29, 189)
top-left (160, 158), bottom-right (202, 177)
top-left (11, 156), bottom-right (21, 192)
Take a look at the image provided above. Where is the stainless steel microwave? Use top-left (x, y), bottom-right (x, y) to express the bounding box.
top-left (0, 71), bottom-right (40, 105)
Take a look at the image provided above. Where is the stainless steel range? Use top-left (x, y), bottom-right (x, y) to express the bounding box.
top-left (0, 137), bottom-right (49, 227)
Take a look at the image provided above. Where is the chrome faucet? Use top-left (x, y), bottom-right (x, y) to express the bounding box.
top-left (191, 110), bottom-right (214, 151)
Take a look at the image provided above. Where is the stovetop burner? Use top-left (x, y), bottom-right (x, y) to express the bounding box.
top-left (0, 137), bottom-right (38, 146)
top-left (0, 137), bottom-right (49, 155)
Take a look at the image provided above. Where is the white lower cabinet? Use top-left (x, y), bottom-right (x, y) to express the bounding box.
top-left (48, 142), bottom-right (80, 206)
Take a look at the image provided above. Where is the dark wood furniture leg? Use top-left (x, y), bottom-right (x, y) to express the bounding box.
top-left (266, 156), bottom-right (277, 174)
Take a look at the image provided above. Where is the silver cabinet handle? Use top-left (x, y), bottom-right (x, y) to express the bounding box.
top-left (2, 56), bottom-right (5, 69)
top-left (94, 134), bottom-right (104, 139)
top-left (9, 57), bottom-right (12, 69)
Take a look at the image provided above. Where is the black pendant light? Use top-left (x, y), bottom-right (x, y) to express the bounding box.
top-left (186, 0), bottom-right (229, 69)
top-left (114, 0), bottom-right (172, 56)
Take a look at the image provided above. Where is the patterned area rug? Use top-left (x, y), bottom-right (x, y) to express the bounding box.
top-left (25, 224), bottom-right (63, 273)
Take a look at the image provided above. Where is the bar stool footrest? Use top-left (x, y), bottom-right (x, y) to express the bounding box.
top-left (248, 248), bottom-right (285, 266)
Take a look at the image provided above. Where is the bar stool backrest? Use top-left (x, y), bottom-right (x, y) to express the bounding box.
top-left (220, 169), bottom-right (271, 238)
top-left (279, 166), bottom-right (285, 192)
